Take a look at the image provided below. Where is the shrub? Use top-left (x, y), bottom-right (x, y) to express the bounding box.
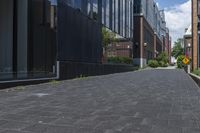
top-left (156, 52), bottom-right (168, 67)
top-left (177, 55), bottom-right (185, 69)
top-left (121, 57), bottom-right (133, 64)
top-left (193, 69), bottom-right (200, 76)
top-left (148, 60), bottom-right (159, 68)
top-left (108, 57), bottom-right (132, 64)
top-left (159, 61), bottom-right (168, 67)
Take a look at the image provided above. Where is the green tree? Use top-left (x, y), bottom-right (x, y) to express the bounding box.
top-left (102, 27), bottom-right (116, 49)
top-left (171, 38), bottom-right (184, 59)
top-left (177, 55), bottom-right (185, 69)
top-left (156, 52), bottom-right (168, 67)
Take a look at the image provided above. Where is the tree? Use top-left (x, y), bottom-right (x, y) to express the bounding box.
top-left (156, 52), bottom-right (169, 67)
top-left (102, 27), bottom-right (116, 49)
top-left (171, 38), bottom-right (184, 59)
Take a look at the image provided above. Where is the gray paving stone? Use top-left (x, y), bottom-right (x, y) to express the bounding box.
top-left (0, 120), bottom-right (30, 131)
top-left (0, 130), bottom-right (33, 133)
top-left (0, 69), bottom-right (200, 132)
top-left (182, 128), bottom-right (200, 133)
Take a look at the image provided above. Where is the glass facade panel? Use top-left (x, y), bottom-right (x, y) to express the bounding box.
top-left (0, 0), bottom-right (135, 81)
top-left (64, 0), bottom-right (134, 39)
top-left (0, 0), bottom-right (14, 80)
top-left (28, 0), bottom-right (57, 78)
top-left (134, 0), bottom-right (166, 39)
top-left (0, 0), bottom-right (57, 81)
top-left (115, 0), bottom-right (119, 33)
top-left (101, 0), bottom-right (134, 39)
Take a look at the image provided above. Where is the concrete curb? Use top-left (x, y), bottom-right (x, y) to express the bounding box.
top-left (189, 73), bottom-right (200, 88)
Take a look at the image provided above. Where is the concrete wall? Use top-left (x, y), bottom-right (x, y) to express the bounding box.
top-left (189, 73), bottom-right (200, 87)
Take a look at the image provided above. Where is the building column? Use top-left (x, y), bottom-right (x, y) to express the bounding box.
top-left (192, 0), bottom-right (198, 70)
top-left (133, 16), bottom-right (146, 68)
top-left (140, 16), bottom-right (144, 68)
top-left (0, 0), bottom-right (14, 79)
top-left (17, 0), bottom-right (28, 78)
top-left (154, 33), bottom-right (157, 58)
top-left (98, 0), bottom-right (102, 23)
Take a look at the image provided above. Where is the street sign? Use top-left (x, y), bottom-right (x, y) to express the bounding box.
top-left (182, 57), bottom-right (190, 65)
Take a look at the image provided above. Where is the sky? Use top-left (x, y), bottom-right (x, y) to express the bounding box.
top-left (155, 0), bottom-right (191, 45)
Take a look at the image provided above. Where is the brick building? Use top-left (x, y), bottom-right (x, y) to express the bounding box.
top-left (184, 25), bottom-right (192, 59)
top-left (107, 38), bottom-right (133, 58)
top-left (192, 0), bottom-right (200, 70)
top-left (133, 0), bottom-right (170, 68)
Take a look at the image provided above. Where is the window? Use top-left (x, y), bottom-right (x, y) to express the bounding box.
top-left (0, 0), bottom-right (57, 81)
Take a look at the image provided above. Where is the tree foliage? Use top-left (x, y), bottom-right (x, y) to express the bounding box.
top-left (171, 38), bottom-right (184, 59)
top-left (148, 60), bottom-right (159, 68)
top-left (148, 52), bottom-right (169, 68)
top-left (177, 55), bottom-right (185, 69)
top-left (102, 27), bottom-right (116, 49)
top-left (156, 52), bottom-right (168, 65)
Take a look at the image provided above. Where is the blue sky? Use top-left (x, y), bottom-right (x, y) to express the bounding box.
top-left (155, 0), bottom-right (188, 8)
top-left (155, 0), bottom-right (191, 44)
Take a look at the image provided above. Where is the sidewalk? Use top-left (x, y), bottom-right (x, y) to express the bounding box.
top-left (0, 69), bottom-right (199, 133)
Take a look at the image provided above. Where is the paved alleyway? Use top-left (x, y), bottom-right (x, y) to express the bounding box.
top-left (0, 69), bottom-right (200, 133)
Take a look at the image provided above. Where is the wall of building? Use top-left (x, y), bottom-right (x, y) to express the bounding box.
top-left (133, 16), bottom-right (142, 59)
top-left (192, 0), bottom-right (198, 70)
top-left (57, 2), bottom-right (102, 63)
top-left (102, 0), bottom-right (134, 39)
top-left (0, 0), bottom-right (57, 81)
top-left (133, 0), bottom-right (169, 67)
top-left (156, 35), bottom-right (163, 55)
top-left (107, 40), bottom-right (133, 58)
top-left (184, 35), bottom-right (192, 58)
top-left (134, 0), bottom-right (166, 39)
top-left (0, 0), bottom-right (14, 80)
top-left (143, 16), bottom-right (154, 62)
top-left (17, 0), bottom-right (28, 78)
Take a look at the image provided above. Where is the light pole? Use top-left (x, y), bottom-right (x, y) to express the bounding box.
top-left (187, 43), bottom-right (192, 73)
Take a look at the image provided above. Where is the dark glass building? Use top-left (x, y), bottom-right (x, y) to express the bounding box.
top-left (0, 0), bottom-right (135, 83)
top-left (64, 0), bottom-right (134, 39)
top-left (192, 0), bottom-right (200, 70)
top-left (0, 0), bottom-right (57, 81)
top-left (133, 0), bottom-right (169, 68)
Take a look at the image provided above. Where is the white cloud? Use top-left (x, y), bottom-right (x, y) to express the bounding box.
top-left (164, 0), bottom-right (191, 45)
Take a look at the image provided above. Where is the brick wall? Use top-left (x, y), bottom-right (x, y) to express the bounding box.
top-left (192, 0), bottom-right (198, 70)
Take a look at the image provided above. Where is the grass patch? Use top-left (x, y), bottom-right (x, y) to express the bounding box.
top-left (15, 86), bottom-right (25, 91)
top-left (49, 80), bottom-right (60, 85)
top-left (193, 69), bottom-right (200, 76)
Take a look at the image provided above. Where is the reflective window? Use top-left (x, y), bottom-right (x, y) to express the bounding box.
top-left (0, 0), bottom-right (14, 80)
top-left (0, 0), bottom-right (57, 81)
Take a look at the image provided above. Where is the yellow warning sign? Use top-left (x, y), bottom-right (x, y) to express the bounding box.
top-left (182, 57), bottom-right (190, 65)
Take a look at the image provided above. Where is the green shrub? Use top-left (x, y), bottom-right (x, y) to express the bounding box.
top-left (193, 69), bottom-right (200, 76)
top-left (122, 57), bottom-right (133, 64)
top-left (159, 61), bottom-right (168, 67)
top-left (177, 55), bottom-right (185, 69)
top-left (148, 60), bottom-right (159, 68)
top-left (156, 52), bottom-right (168, 67)
top-left (108, 57), bottom-right (132, 64)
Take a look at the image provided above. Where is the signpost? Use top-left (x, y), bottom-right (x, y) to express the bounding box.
top-left (182, 56), bottom-right (190, 73)
top-left (182, 57), bottom-right (190, 65)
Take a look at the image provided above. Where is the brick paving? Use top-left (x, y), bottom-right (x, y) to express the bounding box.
top-left (0, 69), bottom-right (200, 133)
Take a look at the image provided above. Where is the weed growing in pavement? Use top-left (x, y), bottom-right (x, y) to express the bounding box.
top-left (15, 86), bottom-right (25, 91)
top-left (49, 80), bottom-right (60, 85)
